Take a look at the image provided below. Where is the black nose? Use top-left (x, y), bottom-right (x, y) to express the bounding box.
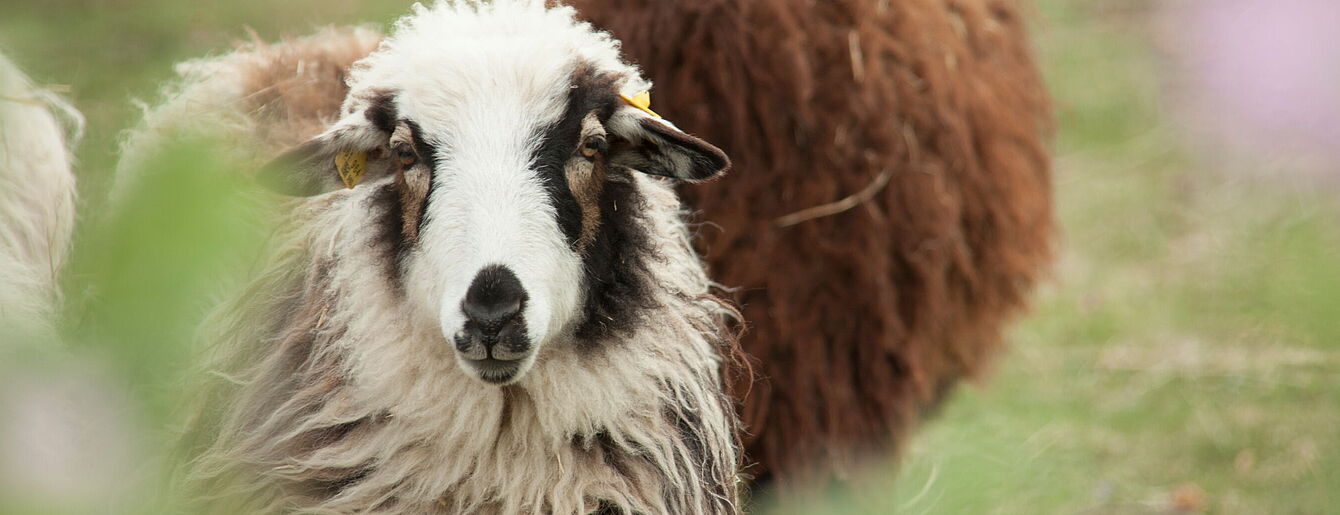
top-left (461, 265), bottom-right (526, 339)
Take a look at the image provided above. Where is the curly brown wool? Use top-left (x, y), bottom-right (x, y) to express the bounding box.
top-left (569, 0), bottom-right (1055, 486)
top-left (236, 26), bottom-right (384, 153)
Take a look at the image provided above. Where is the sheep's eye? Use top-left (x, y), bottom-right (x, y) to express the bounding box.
top-left (393, 142), bottom-right (418, 168)
top-left (579, 134), bottom-right (608, 159)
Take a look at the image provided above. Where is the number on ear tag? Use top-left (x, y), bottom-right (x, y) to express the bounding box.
top-left (335, 150), bottom-right (368, 189)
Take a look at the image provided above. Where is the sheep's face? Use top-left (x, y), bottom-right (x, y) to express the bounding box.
top-left (261, 4), bottom-right (728, 385)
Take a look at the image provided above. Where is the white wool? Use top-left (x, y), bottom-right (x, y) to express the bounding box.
top-left (189, 174), bottom-right (737, 514)
top-left (119, 2), bottom-right (742, 513)
top-left (0, 53), bottom-right (80, 337)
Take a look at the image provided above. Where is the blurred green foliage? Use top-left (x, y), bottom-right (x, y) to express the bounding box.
top-left (2, 0), bottom-right (1337, 513)
top-left (63, 141), bottom-right (270, 418)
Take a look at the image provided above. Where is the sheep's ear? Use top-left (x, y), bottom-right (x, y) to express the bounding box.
top-left (606, 112), bottom-right (730, 182)
top-left (258, 122), bottom-right (393, 197)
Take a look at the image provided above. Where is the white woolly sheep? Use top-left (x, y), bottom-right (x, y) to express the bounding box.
top-left (123, 2), bottom-right (742, 513)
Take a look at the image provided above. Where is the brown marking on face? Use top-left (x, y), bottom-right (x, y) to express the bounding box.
top-left (565, 112), bottom-right (609, 251)
top-left (385, 122), bottom-right (432, 245)
top-left (396, 166), bottom-right (432, 245)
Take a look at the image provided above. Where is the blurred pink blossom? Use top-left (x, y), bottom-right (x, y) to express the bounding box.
top-left (1163, 0), bottom-right (1340, 180)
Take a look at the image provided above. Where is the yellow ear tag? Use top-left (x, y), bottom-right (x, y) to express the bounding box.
top-left (335, 150), bottom-right (368, 189)
top-left (619, 90), bottom-right (660, 118)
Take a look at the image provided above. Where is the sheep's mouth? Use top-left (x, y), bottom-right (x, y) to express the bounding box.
top-left (463, 357), bottom-right (525, 385)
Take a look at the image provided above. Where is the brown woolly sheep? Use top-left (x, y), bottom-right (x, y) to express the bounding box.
top-left (569, 0), bottom-right (1055, 485)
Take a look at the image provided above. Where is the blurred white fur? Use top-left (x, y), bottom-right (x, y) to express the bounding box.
top-left (0, 53), bottom-right (80, 336)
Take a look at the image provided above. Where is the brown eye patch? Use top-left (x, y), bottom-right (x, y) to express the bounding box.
top-left (386, 121), bottom-right (432, 245)
top-left (369, 118), bottom-right (436, 288)
top-left (367, 167), bottom-right (430, 294)
top-left (566, 112), bottom-right (609, 250)
top-left (531, 64), bottom-right (620, 248)
top-left (396, 165), bottom-right (432, 245)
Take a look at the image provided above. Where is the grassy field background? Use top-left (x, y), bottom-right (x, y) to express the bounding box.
top-left (2, 1), bottom-right (1337, 513)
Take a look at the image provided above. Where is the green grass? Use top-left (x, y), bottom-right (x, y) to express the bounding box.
top-left (3, 0), bottom-right (1338, 513)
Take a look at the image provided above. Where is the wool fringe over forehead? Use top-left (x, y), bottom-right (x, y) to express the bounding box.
top-left (348, 0), bottom-right (643, 99)
top-left (569, 0), bottom-right (1056, 484)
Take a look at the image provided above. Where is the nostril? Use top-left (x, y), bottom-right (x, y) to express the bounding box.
top-left (461, 265), bottom-right (527, 330)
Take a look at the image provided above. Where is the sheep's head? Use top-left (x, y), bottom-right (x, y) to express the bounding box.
top-left (260, 2), bottom-right (728, 385)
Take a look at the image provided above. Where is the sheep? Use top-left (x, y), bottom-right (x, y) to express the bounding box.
top-left (0, 53), bottom-right (81, 338)
top-left (570, 0), bottom-right (1056, 484)
top-left (123, 3), bottom-right (743, 513)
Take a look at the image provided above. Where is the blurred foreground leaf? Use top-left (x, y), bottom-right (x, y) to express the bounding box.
top-left (63, 139), bottom-right (271, 419)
